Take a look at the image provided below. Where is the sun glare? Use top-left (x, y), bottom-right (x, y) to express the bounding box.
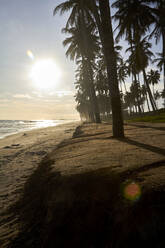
top-left (30, 59), bottom-right (61, 90)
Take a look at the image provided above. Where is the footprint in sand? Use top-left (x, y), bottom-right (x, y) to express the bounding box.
top-left (25, 151), bottom-right (47, 156)
top-left (3, 146), bottom-right (11, 149)
top-left (3, 144), bottom-right (20, 149)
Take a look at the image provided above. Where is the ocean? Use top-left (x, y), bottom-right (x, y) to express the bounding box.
top-left (0, 119), bottom-right (75, 139)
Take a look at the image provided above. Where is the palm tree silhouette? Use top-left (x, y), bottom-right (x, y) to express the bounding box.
top-left (126, 36), bottom-right (157, 111)
top-left (149, 1), bottom-right (165, 93)
top-left (97, 0), bottom-right (124, 137)
top-left (53, 0), bottom-right (94, 28)
top-left (153, 53), bottom-right (165, 107)
top-left (154, 90), bottom-right (161, 109)
top-left (147, 69), bottom-right (160, 96)
top-left (117, 58), bottom-right (128, 93)
top-left (54, 0), bottom-right (124, 137)
top-left (62, 17), bottom-right (101, 123)
top-left (141, 84), bottom-right (151, 112)
top-left (112, 0), bottom-right (155, 43)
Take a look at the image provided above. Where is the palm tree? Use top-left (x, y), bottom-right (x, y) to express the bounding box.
top-left (98, 0), bottom-right (124, 137)
top-left (161, 89), bottom-right (165, 108)
top-left (112, 0), bottom-right (165, 103)
top-left (75, 68), bottom-right (95, 122)
top-left (149, 1), bottom-right (165, 93)
top-left (147, 69), bottom-right (160, 96)
top-left (54, 0), bottom-right (101, 123)
top-left (126, 36), bottom-right (157, 111)
top-left (95, 58), bottom-right (109, 96)
top-left (94, 56), bottom-right (113, 118)
top-left (54, 0), bottom-right (124, 137)
top-left (141, 84), bottom-right (151, 112)
top-left (62, 17), bottom-right (101, 123)
top-left (112, 0), bottom-right (155, 43)
top-left (75, 89), bottom-right (90, 121)
top-left (154, 90), bottom-right (161, 109)
top-left (153, 52), bottom-right (165, 106)
top-left (54, 0), bottom-right (94, 28)
top-left (117, 58), bottom-right (128, 93)
top-left (54, 0), bottom-right (106, 60)
top-left (124, 91), bottom-right (133, 114)
top-left (130, 81), bottom-right (143, 114)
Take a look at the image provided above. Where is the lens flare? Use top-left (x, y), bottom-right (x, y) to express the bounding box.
top-left (123, 182), bottom-right (141, 201)
top-left (27, 50), bottom-right (34, 60)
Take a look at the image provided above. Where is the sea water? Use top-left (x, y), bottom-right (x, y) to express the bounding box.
top-left (0, 119), bottom-right (74, 139)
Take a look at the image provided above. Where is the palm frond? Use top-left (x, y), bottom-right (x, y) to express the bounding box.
top-left (53, 1), bottom-right (72, 16)
top-left (63, 37), bottom-right (74, 47)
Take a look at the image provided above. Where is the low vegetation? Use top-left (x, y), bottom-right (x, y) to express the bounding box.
top-left (128, 110), bottom-right (165, 123)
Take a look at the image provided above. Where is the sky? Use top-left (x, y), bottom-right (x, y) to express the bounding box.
top-left (0, 0), bottom-right (163, 120)
top-left (0, 0), bottom-right (78, 120)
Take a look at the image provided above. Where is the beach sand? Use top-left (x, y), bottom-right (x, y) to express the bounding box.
top-left (1, 121), bottom-right (165, 247)
top-left (0, 121), bottom-right (79, 247)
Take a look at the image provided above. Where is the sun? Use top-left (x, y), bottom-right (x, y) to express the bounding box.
top-left (30, 59), bottom-right (61, 90)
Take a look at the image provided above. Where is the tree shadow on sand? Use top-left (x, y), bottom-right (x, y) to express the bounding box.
top-left (8, 147), bottom-right (165, 248)
top-left (117, 137), bottom-right (165, 156)
top-left (126, 123), bottom-right (165, 132)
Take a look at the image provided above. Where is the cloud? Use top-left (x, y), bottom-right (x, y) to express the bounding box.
top-left (0, 99), bottom-right (79, 120)
top-left (49, 90), bottom-right (75, 97)
top-left (13, 94), bottom-right (32, 99)
top-left (0, 91), bottom-right (78, 120)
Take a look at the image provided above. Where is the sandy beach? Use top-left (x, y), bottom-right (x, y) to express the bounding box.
top-left (1, 121), bottom-right (165, 247)
top-left (0, 122), bottom-right (79, 247)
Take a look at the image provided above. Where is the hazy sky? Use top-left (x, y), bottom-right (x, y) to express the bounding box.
top-left (0, 0), bottom-right (163, 120)
top-left (0, 0), bottom-right (78, 120)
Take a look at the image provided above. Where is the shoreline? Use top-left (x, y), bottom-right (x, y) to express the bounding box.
top-left (0, 121), bottom-right (80, 247)
top-left (0, 120), bottom-right (79, 140)
top-left (0, 121), bottom-right (79, 146)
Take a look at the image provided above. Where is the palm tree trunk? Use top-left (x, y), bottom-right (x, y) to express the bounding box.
top-left (142, 69), bottom-right (157, 111)
top-left (120, 82), bottom-right (123, 92)
top-left (83, 60), bottom-right (100, 123)
top-left (153, 84), bottom-right (155, 99)
top-left (89, 110), bottom-right (95, 122)
top-left (162, 31), bottom-right (165, 107)
top-left (136, 97), bottom-right (142, 114)
top-left (141, 103), bottom-right (144, 113)
top-left (138, 73), bottom-right (140, 82)
top-left (123, 81), bottom-right (127, 92)
top-left (90, 1), bottom-right (106, 55)
top-left (133, 73), bottom-right (142, 114)
top-left (80, 9), bottom-right (101, 123)
top-left (146, 94), bottom-right (151, 112)
top-left (98, 0), bottom-right (124, 138)
top-left (88, 64), bottom-right (101, 123)
top-left (138, 73), bottom-right (145, 112)
top-left (163, 67), bottom-right (165, 108)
